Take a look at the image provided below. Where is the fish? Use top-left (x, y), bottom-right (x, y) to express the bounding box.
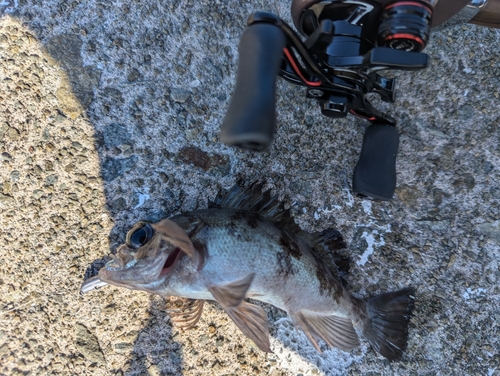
top-left (81, 182), bottom-right (415, 360)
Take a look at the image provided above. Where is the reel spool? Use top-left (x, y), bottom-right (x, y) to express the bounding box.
top-left (377, 1), bottom-right (433, 52)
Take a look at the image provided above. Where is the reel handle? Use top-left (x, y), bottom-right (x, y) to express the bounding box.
top-left (352, 124), bottom-right (400, 201)
top-left (220, 23), bottom-right (286, 151)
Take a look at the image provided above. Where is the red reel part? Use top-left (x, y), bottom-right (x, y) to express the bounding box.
top-left (377, 0), bottom-right (433, 52)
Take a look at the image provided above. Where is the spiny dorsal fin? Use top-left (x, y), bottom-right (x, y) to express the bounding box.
top-left (210, 181), bottom-right (280, 214)
top-left (211, 181), bottom-right (350, 282)
top-left (210, 181), bottom-right (301, 233)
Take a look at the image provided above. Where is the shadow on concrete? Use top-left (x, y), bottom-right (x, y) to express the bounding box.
top-left (0, 11), bottom-right (188, 375)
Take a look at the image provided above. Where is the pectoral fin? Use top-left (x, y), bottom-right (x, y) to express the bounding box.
top-left (293, 310), bottom-right (359, 352)
top-left (166, 297), bottom-right (205, 330)
top-left (209, 274), bottom-right (271, 352)
top-left (208, 273), bottom-right (255, 307)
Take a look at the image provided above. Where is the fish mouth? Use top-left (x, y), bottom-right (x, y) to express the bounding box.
top-left (159, 247), bottom-right (183, 277)
top-left (80, 275), bottom-right (109, 294)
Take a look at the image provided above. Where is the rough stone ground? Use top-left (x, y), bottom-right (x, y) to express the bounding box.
top-left (0, 1), bottom-right (499, 375)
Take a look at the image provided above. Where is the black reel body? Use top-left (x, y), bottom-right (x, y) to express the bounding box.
top-left (287, 0), bottom-right (432, 126)
top-left (221, 0), bottom-right (435, 200)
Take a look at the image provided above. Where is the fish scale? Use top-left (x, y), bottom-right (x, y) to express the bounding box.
top-left (81, 183), bottom-right (415, 360)
top-left (172, 210), bottom-right (333, 311)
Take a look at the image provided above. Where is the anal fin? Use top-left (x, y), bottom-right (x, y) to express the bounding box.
top-left (209, 274), bottom-right (271, 352)
top-left (293, 310), bottom-right (359, 352)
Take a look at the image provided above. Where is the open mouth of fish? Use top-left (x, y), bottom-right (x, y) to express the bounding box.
top-left (81, 247), bottom-right (184, 294)
top-left (158, 247), bottom-right (183, 277)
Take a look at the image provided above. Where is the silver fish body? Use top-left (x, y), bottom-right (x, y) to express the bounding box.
top-left (82, 184), bottom-right (414, 360)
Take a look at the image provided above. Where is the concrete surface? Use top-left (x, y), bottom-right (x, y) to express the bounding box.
top-left (0, 0), bottom-right (499, 375)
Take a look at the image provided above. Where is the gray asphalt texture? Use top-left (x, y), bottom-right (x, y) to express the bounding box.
top-left (1, 1), bottom-right (499, 375)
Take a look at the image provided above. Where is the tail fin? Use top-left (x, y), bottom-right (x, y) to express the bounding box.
top-left (362, 288), bottom-right (415, 360)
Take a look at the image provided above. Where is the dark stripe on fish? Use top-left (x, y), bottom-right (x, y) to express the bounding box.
top-left (312, 251), bottom-right (345, 298)
top-left (275, 250), bottom-right (295, 277)
top-left (279, 232), bottom-right (302, 260)
top-left (230, 210), bottom-right (261, 229)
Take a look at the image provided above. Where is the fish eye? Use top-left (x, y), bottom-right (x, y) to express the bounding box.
top-left (126, 222), bottom-right (154, 248)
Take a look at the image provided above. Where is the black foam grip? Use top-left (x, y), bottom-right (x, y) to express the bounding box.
top-left (220, 24), bottom-right (286, 151)
top-left (352, 124), bottom-right (399, 201)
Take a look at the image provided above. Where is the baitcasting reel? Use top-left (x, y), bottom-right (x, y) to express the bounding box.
top-left (220, 0), bottom-right (472, 200)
